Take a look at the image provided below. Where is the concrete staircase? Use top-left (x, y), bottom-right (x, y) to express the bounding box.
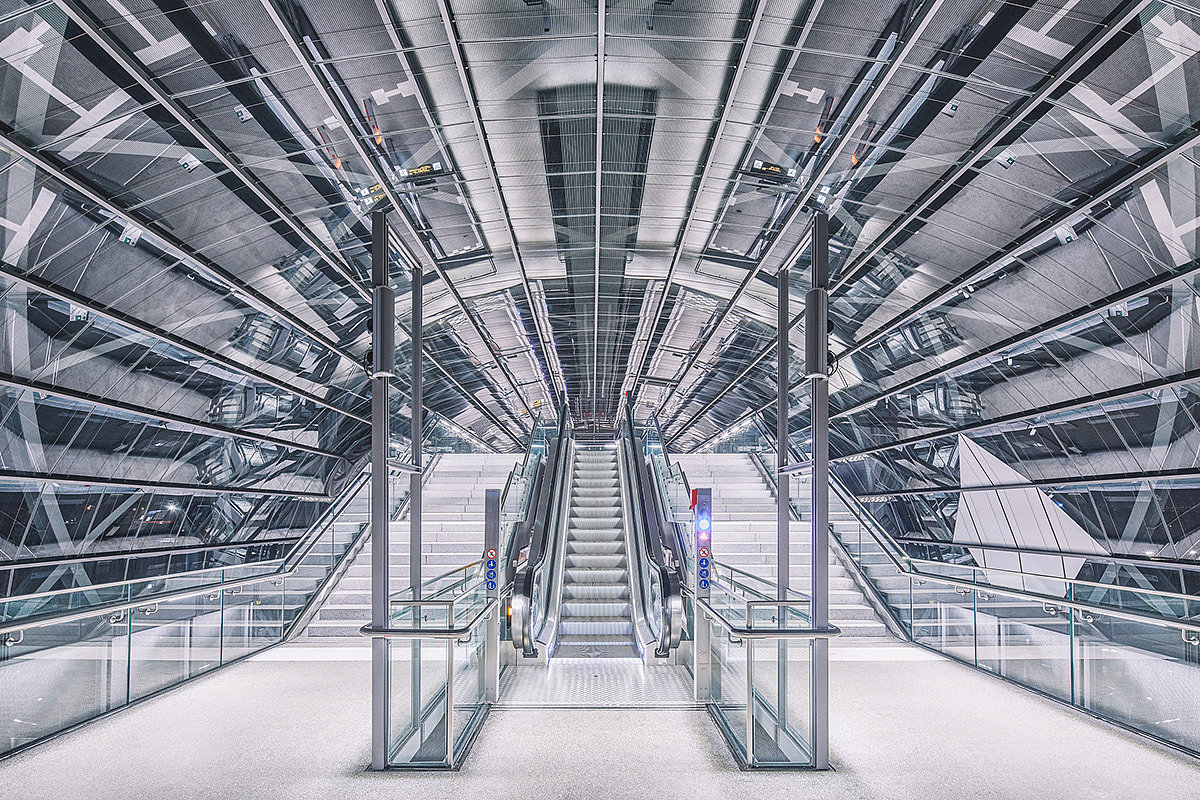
top-left (555, 447), bottom-right (638, 657)
top-left (670, 453), bottom-right (892, 640)
top-left (302, 453), bottom-right (521, 639)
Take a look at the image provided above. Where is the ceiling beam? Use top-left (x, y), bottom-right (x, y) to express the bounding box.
top-left (663, 0), bottom-right (1163, 441)
top-left (432, 0), bottom-right (563, 407)
top-left (0, 262), bottom-right (368, 424)
top-left (0, 127), bottom-right (364, 369)
top-left (617, 0), bottom-right (771, 418)
top-left (830, 0), bottom-right (1156, 294)
top-left (644, 0), bottom-right (946, 416)
top-left (0, 372), bottom-right (341, 459)
top-left (593, 0), bottom-right (607, 425)
top-left (841, 366), bottom-right (1200, 463)
top-left (838, 121), bottom-right (1200, 364)
top-left (258, 0), bottom-right (534, 442)
top-left (51, 0), bottom-right (370, 304)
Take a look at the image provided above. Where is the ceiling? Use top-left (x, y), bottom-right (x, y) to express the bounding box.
top-left (1, 0), bottom-right (1200, 564)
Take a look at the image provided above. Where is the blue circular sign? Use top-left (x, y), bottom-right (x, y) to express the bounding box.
top-left (486, 580), bottom-right (496, 591)
top-left (698, 557), bottom-right (709, 569)
top-left (487, 569), bottom-right (497, 580)
top-left (699, 579), bottom-right (709, 590)
top-left (699, 568), bottom-right (709, 579)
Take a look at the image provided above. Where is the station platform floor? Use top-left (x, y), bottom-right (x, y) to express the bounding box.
top-left (2, 639), bottom-right (1197, 799)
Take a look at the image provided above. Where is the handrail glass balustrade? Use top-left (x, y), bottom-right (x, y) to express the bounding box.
top-left (731, 411), bottom-right (1200, 757)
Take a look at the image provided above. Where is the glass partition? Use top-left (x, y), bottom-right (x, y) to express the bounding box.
top-left (382, 563), bottom-right (494, 769)
top-left (698, 572), bottom-right (823, 768)
top-left (0, 473), bottom-right (372, 758)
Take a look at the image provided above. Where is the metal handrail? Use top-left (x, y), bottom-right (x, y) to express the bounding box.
top-left (695, 594), bottom-right (841, 640)
top-left (1, 554), bottom-right (291, 606)
top-left (624, 406), bottom-right (685, 656)
top-left (709, 557), bottom-right (811, 598)
top-left (648, 409), bottom-right (693, 519)
top-left (390, 559), bottom-right (483, 604)
top-left (0, 536), bottom-right (301, 572)
top-left (747, 418), bottom-right (1200, 638)
top-left (0, 467), bottom-right (376, 635)
top-left (509, 402), bottom-right (571, 655)
top-left (891, 534), bottom-right (1200, 575)
top-left (361, 597), bottom-right (497, 640)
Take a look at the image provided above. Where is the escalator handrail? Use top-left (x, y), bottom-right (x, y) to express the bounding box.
top-left (509, 402), bottom-right (571, 655)
top-left (637, 409), bottom-right (690, 572)
top-left (622, 406), bottom-right (685, 656)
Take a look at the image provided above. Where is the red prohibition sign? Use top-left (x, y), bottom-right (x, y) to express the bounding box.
top-left (486, 549), bottom-right (497, 560)
top-left (698, 547), bottom-right (710, 559)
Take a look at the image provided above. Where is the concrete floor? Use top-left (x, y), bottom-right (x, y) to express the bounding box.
top-left (2, 641), bottom-right (1197, 799)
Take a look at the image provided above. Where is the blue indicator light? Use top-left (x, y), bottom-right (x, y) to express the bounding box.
top-left (698, 516), bottom-right (711, 532)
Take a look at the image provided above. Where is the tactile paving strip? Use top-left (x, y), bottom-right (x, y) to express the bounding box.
top-left (497, 658), bottom-right (700, 708)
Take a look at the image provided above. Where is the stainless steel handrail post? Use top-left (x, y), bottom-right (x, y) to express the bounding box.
top-left (485, 489), bottom-right (501, 702)
top-left (370, 209), bottom-right (394, 771)
top-left (807, 211), bottom-right (831, 769)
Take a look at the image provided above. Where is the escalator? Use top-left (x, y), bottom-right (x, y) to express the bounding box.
top-left (508, 414), bottom-right (686, 661)
top-left (556, 447), bottom-right (638, 657)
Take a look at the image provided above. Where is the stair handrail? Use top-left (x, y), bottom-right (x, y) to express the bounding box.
top-left (740, 415), bottom-right (1200, 639)
top-left (621, 405), bottom-right (685, 657)
top-left (509, 402), bottom-right (572, 656)
top-left (1, 466), bottom-right (378, 637)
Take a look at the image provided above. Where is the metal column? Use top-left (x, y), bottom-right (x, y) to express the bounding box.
top-left (484, 489), bottom-right (500, 702)
top-left (806, 211), bottom-right (831, 769)
top-left (410, 264), bottom-right (423, 595)
top-left (775, 238), bottom-right (791, 759)
top-left (777, 254), bottom-right (790, 598)
top-left (369, 210), bottom-right (395, 771)
top-left (408, 252), bottom-right (425, 756)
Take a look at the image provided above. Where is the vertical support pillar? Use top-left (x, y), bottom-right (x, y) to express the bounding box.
top-left (409, 255), bottom-right (424, 747)
top-left (776, 261), bottom-right (789, 597)
top-left (776, 242), bottom-right (791, 748)
top-left (369, 209), bottom-right (394, 771)
top-left (410, 263), bottom-right (423, 595)
top-left (806, 211), bottom-right (831, 769)
top-left (484, 489), bottom-right (501, 702)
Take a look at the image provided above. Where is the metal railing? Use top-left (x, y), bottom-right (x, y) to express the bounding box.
top-left (731, 414), bottom-right (1200, 757)
top-left (0, 465), bottom-right (389, 760)
top-left (620, 407), bottom-right (685, 657)
top-left (360, 548), bottom-right (499, 769)
top-left (509, 404), bottom-right (572, 657)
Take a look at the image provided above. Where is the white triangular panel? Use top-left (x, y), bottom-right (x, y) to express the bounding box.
top-left (953, 436), bottom-right (1108, 595)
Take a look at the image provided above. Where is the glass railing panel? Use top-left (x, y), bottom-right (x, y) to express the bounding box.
top-left (748, 600), bottom-right (813, 630)
top-left (0, 470), bottom-right (368, 759)
top-left (1074, 612), bottom-right (1200, 753)
top-left (0, 609), bottom-right (130, 751)
top-left (706, 581), bottom-right (750, 628)
top-left (388, 639), bottom-right (451, 767)
top-left (221, 582), bottom-right (285, 661)
top-left (451, 617), bottom-right (489, 763)
top-left (709, 619), bottom-right (749, 761)
top-left (0, 583), bottom-right (135, 623)
top-left (975, 588), bottom-right (1072, 702)
top-left (910, 581), bottom-right (975, 663)
top-left (127, 592), bottom-right (222, 701)
top-left (750, 638), bottom-right (813, 767)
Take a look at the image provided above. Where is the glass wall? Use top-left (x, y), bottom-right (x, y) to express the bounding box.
top-left (0, 475), bottom-right (369, 758)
